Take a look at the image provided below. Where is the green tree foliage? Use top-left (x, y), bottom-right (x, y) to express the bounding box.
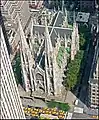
top-left (47, 101), bottom-right (56, 108)
top-left (79, 33), bottom-right (86, 49)
top-left (47, 100), bottom-right (70, 112)
top-left (65, 50), bottom-right (84, 90)
top-left (68, 24), bottom-right (73, 29)
top-left (64, 25), bottom-right (91, 91)
top-left (79, 24), bottom-right (91, 49)
top-left (56, 46), bottom-right (65, 68)
top-left (12, 52), bottom-right (22, 85)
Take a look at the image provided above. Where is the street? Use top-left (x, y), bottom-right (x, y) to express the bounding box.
top-left (78, 33), bottom-right (95, 104)
top-left (76, 22), bottom-right (99, 116)
top-left (23, 106), bottom-right (65, 119)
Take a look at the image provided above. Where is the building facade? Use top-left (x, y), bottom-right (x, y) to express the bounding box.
top-left (18, 8), bottom-right (79, 98)
top-left (29, 0), bottom-right (44, 9)
top-left (88, 59), bottom-right (99, 108)
top-left (77, 0), bottom-right (96, 12)
top-left (88, 25), bottom-right (99, 108)
top-left (1, 25), bottom-right (25, 119)
top-left (1, 1), bottom-right (30, 59)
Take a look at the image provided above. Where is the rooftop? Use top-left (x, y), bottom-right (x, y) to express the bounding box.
top-left (89, 34), bottom-right (99, 84)
top-left (33, 25), bottom-right (72, 46)
top-left (89, 78), bottom-right (98, 85)
top-left (76, 12), bottom-right (90, 23)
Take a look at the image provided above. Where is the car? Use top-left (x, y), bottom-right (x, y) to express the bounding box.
top-left (92, 115), bottom-right (98, 118)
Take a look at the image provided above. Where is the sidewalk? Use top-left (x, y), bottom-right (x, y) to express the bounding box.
top-left (77, 99), bottom-right (98, 116)
top-left (65, 91), bottom-right (77, 105)
top-left (18, 84), bottom-right (77, 106)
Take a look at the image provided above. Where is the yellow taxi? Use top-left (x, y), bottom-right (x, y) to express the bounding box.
top-left (38, 109), bottom-right (41, 112)
top-left (33, 108), bottom-right (37, 111)
top-left (24, 107), bottom-right (27, 111)
top-left (52, 111), bottom-right (57, 115)
top-left (32, 113), bottom-right (36, 116)
top-left (48, 111), bottom-right (51, 114)
top-left (31, 111), bottom-right (36, 114)
top-left (27, 108), bottom-right (31, 111)
top-left (59, 112), bottom-right (64, 115)
top-left (42, 110), bottom-right (46, 114)
top-left (27, 110), bottom-right (30, 114)
top-left (92, 116), bottom-right (99, 119)
top-left (45, 110), bottom-right (50, 114)
top-left (58, 115), bottom-right (64, 119)
top-left (34, 112), bottom-right (38, 114)
top-left (55, 112), bottom-right (59, 115)
top-left (59, 110), bottom-right (63, 112)
top-left (24, 110), bottom-right (27, 114)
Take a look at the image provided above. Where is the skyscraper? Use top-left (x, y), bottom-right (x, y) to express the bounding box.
top-left (88, 26), bottom-right (99, 108)
top-left (77, 0), bottom-right (96, 12)
top-left (1, 25), bottom-right (25, 119)
top-left (88, 58), bottom-right (99, 108)
top-left (1, 0), bottom-right (30, 59)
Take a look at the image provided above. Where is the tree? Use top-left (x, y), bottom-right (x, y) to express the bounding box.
top-left (64, 50), bottom-right (84, 91)
top-left (47, 101), bottom-right (70, 112)
top-left (12, 52), bottom-right (22, 85)
top-left (79, 33), bottom-right (86, 50)
top-left (56, 46), bottom-right (65, 68)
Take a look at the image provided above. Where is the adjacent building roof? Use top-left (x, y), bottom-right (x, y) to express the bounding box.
top-left (89, 31), bottom-right (99, 84)
top-left (76, 12), bottom-right (90, 23)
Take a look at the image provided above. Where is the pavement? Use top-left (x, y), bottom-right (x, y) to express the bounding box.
top-left (72, 113), bottom-right (93, 119)
top-left (78, 44), bottom-right (94, 104)
top-left (68, 98), bottom-right (98, 119)
top-left (18, 83), bottom-right (76, 106)
top-left (77, 99), bottom-right (98, 116)
top-left (65, 91), bottom-right (76, 106)
top-left (21, 97), bottom-right (47, 108)
top-left (40, 114), bottom-right (58, 119)
top-left (18, 84), bottom-right (47, 108)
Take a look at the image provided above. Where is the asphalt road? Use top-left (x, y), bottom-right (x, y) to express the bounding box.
top-left (79, 47), bottom-right (94, 103)
top-left (78, 33), bottom-right (95, 104)
top-left (72, 113), bottom-right (93, 119)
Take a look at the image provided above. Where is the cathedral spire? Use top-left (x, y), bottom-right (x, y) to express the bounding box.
top-left (73, 10), bottom-right (76, 24)
top-left (64, 7), bottom-right (68, 27)
top-left (45, 16), bottom-right (53, 52)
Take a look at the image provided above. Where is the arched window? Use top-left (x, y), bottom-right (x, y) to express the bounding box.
top-left (36, 73), bottom-right (44, 81)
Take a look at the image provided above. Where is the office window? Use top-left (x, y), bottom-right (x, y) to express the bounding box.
top-left (92, 96), bottom-right (95, 99)
top-left (92, 89), bottom-right (95, 92)
top-left (92, 93), bottom-right (95, 96)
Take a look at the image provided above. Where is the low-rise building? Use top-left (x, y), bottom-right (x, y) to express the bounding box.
top-left (76, 12), bottom-right (90, 23)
